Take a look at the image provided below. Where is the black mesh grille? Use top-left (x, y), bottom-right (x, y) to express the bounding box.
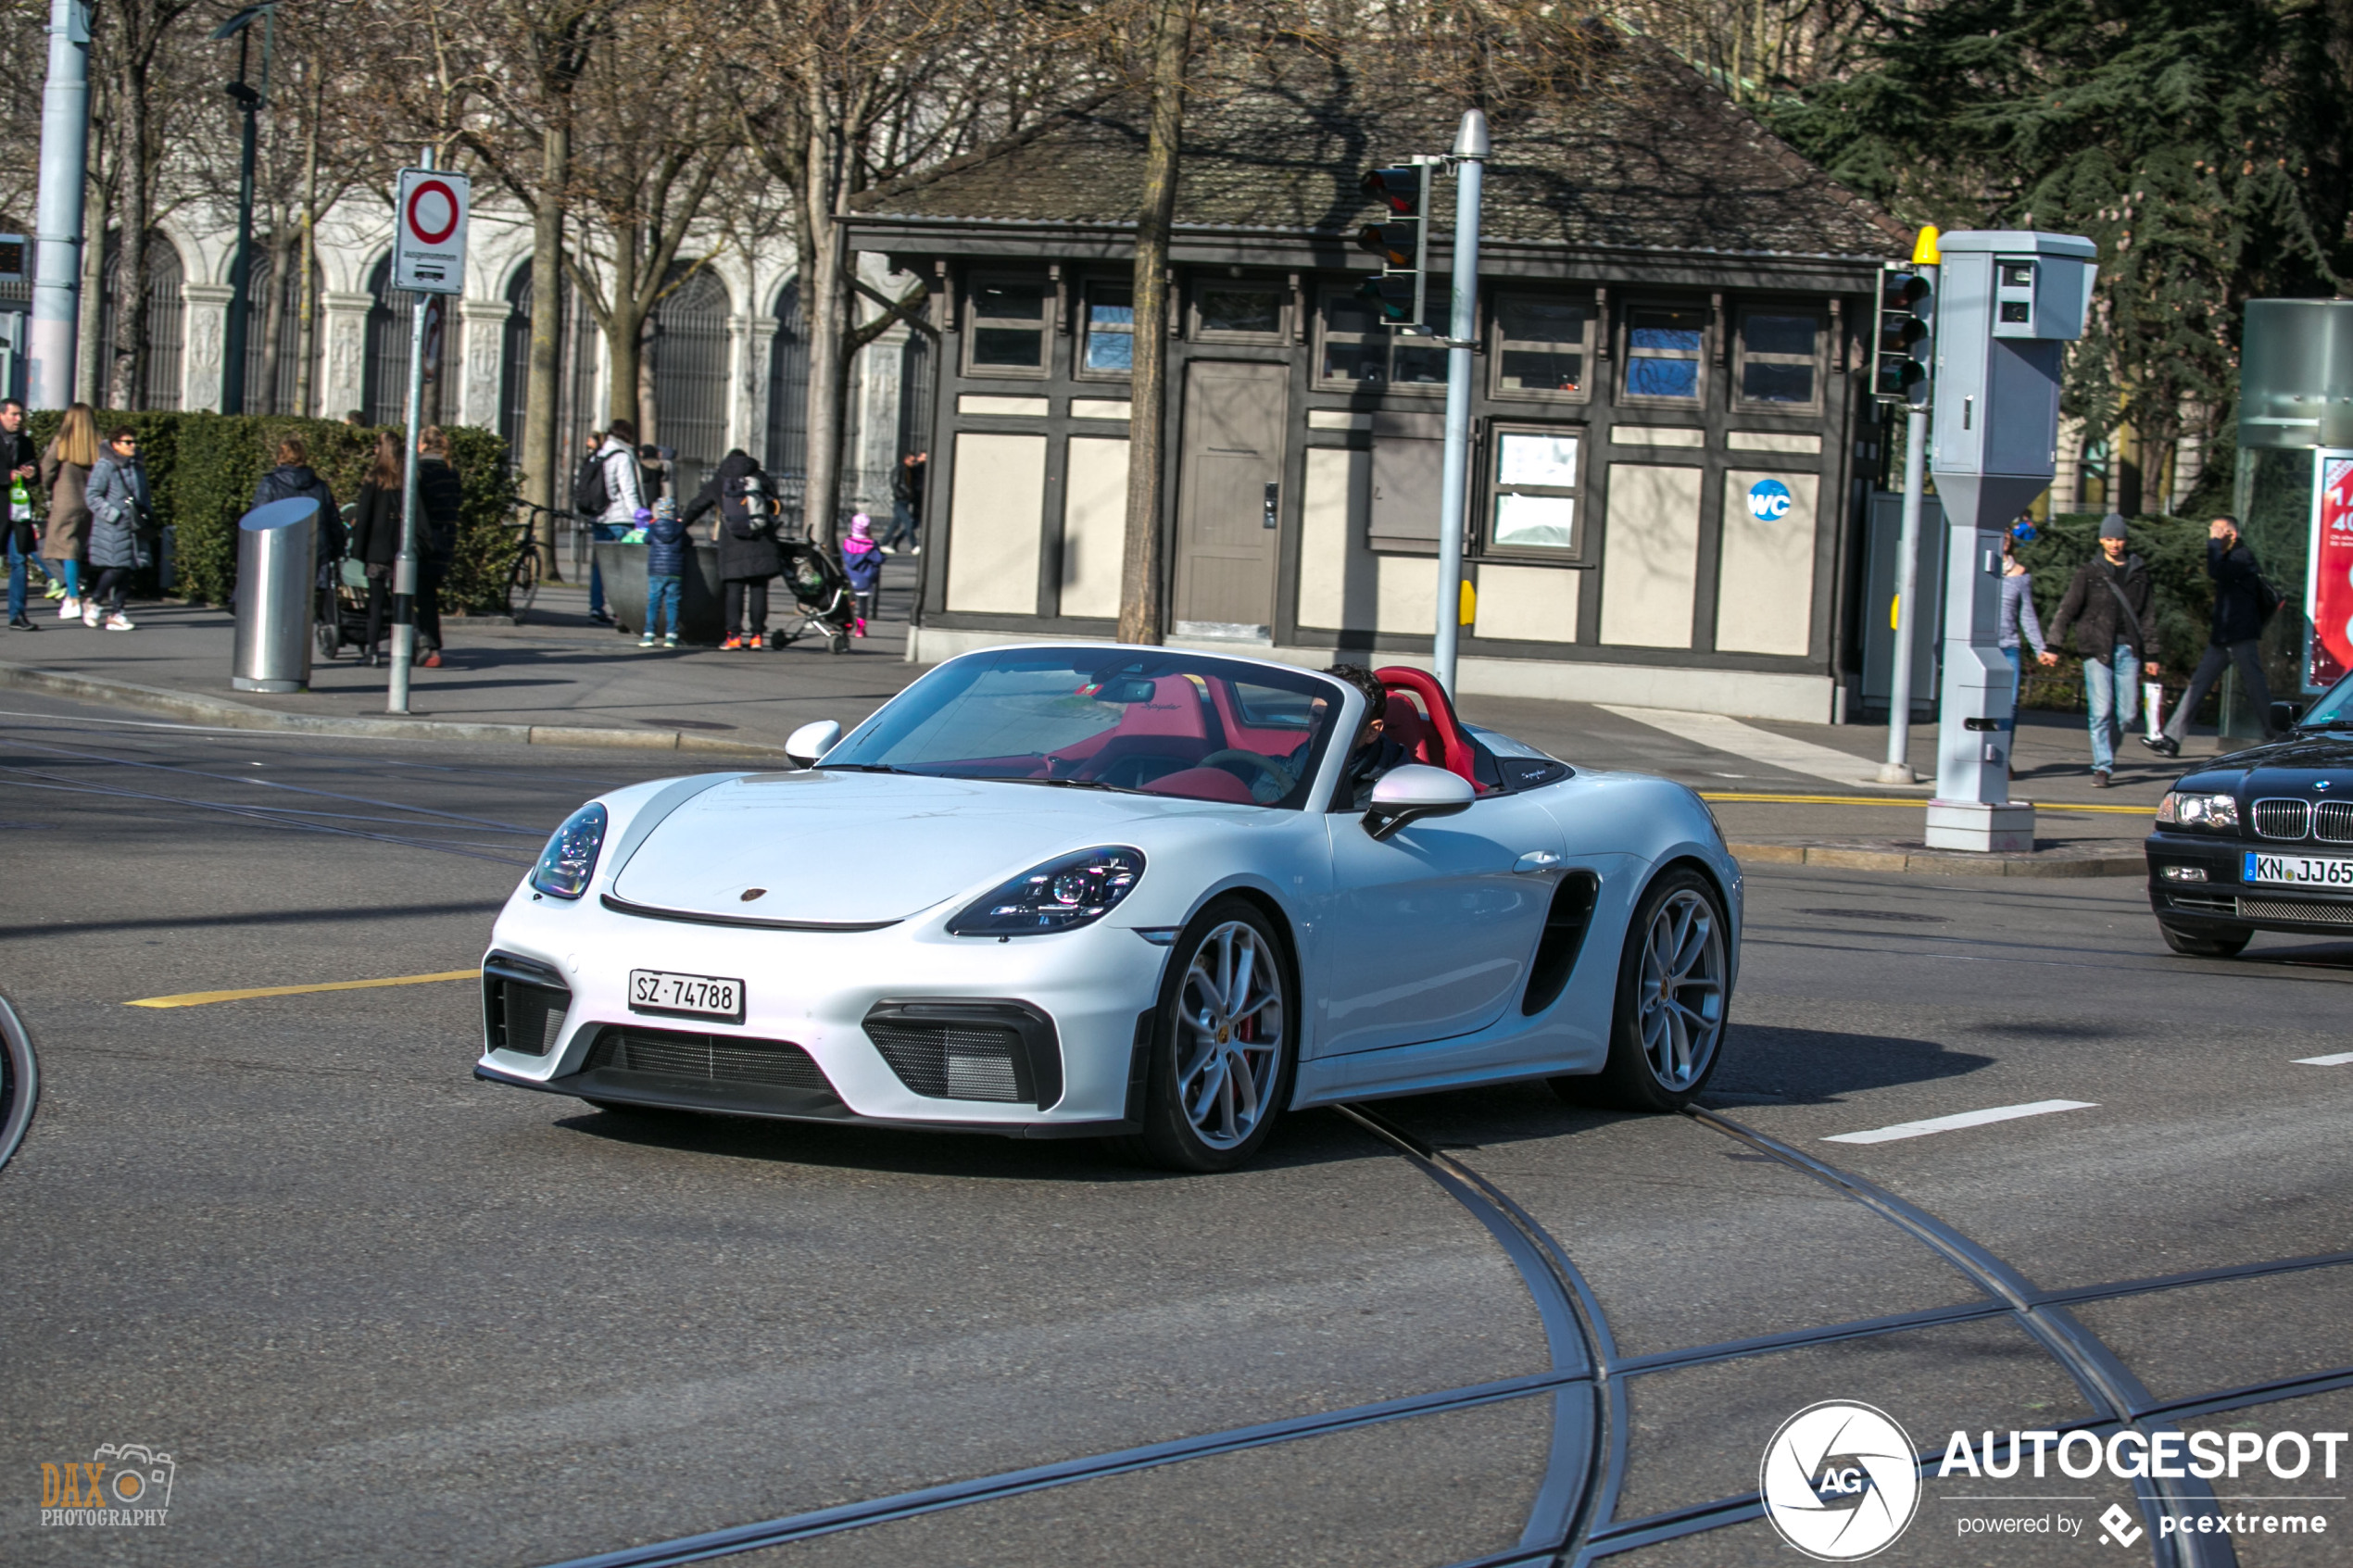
top-left (501, 982), bottom-right (569, 1056)
top-left (2238, 896), bottom-right (2353, 924)
top-left (2254, 798), bottom-right (2310, 840)
top-left (584, 1026), bottom-right (833, 1091)
top-left (2315, 801), bottom-right (2353, 844)
top-left (2163, 890), bottom-right (2239, 915)
top-left (865, 1020), bottom-right (1026, 1102)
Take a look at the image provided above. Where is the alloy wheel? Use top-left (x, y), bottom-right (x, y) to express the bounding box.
top-left (1637, 888), bottom-right (1726, 1090)
top-left (1174, 920), bottom-right (1286, 1150)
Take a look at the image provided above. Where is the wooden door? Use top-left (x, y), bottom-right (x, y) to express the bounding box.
top-left (1172, 360), bottom-right (1288, 636)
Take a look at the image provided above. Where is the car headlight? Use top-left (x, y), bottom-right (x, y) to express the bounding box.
top-left (2157, 791), bottom-right (2239, 830)
top-left (531, 803), bottom-right (609, 898)
top-left (948, 847), bottom-right (1145, 936)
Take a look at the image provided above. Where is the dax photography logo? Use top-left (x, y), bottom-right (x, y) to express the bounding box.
top-left (39, 1442), bottom-right (175, 1526)
top-left (1761, 1401), bottom-right (1921, 1561)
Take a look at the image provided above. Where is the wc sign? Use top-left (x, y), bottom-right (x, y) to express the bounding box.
top-left (1747, 479), bottom-right (1794, 521)
top-left (393, 168), bottom-right (469, 295)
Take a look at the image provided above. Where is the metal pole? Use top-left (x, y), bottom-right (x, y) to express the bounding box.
top-left (387, 150), bottom-right (433, 714)
top-left (221, 86), bottom-right (258, 413)
top-left (1431, 108), bottom-right (1487, 697)
top-left (1880, 402), bottom-right (1930, 784)
top-left (29, 0), bottom-right (90, 408)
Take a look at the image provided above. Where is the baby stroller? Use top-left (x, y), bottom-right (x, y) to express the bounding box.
top-left (773, 539), bottom-right (859, 655)
top-left (314, 503), bottom-right (372, 659)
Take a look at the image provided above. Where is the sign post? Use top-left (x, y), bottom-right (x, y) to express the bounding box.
top-left (1430, 109), bottom-right (1488, 697)
top-left (385, 158), bottom-right (466, 715)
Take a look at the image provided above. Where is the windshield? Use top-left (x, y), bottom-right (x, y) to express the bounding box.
top-left (2299, 671), bottom-right (2353, 727)
top-left (825, 648), bottom-right (1345, 809)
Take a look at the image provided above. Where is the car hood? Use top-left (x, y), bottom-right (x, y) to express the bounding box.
top-left (608, 771), bottom-right (1242, 924)
top-left (2174, 732), bottom-right (2353, 797)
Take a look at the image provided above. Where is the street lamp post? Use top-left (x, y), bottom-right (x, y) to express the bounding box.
top-left (212, 5), bottom-right (272, 415)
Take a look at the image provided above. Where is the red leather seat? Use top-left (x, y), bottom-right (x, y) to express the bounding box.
top-left (1139, 767), bottom-right (1257, 805)
top-left (1373, 665), bottom-right (1481, 786)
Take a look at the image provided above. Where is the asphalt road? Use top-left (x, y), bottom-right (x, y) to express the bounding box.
top-left (2, 689), bottom-right (2347, 1567)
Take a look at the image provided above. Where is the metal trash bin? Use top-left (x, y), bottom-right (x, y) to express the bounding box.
top-left (232, 496), bottom-right (320, 693)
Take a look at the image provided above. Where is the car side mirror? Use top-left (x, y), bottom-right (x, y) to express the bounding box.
top-left (1362, 764), bottom-right (1476, 842)
top-left (2271, 701), bottom-right (2304, 735)
top-left (785, 720), bottom-right (841, 767)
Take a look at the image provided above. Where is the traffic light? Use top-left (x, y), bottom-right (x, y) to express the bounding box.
top-left (1354, 163), bottom-right (1430, 330)
top-left (1874, 264), bottom-right (1934, 404)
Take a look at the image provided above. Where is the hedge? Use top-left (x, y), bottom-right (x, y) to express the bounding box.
top-left (24, 410), bottom-right (516, 616)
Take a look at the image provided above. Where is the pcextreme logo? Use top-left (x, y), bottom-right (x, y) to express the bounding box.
top-left (39, 1442), bottom-right (175, 1526)
top-left (1761, 1401), bottom-right (1922, 1561)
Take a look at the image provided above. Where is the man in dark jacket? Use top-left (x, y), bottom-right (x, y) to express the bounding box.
top-left (3, 399), bottom-right (40, 630)
top-left (251, 436), bottom-right (344, 564)
top-left (2049, 513), bottom-right (2162, 786)
top-left (2145, 515), bottom-right (2277, 756)
top-left (681, 449), bottom-right (781, 649)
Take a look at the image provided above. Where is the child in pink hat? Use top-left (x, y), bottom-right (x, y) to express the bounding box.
top-left (841, 513), bottom-right (881, 637)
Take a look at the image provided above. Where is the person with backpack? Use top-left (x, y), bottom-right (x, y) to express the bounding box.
top-left (680, 447), bottom-right (779, 649)
top-left (2049, 513), bottom-right (2162, 787)
top-left (638, 497), bottom-right (686, 648)
top-left (575, 419), bottom-right (643, 626)
top-left (2145, 514), bottom-right (2281, 756)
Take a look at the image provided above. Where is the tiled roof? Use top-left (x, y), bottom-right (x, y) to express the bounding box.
top-left (853, 43), bottom-right (1907, 261)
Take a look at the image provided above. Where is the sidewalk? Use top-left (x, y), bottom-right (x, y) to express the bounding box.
top-left (4, 569), bottom-right (2218, 874)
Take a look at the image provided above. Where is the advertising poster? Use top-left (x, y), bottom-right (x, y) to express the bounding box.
top-left (2308, 450), bottom-right (2353, 691)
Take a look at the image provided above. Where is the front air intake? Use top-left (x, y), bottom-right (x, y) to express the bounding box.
top-left (862, 1001), bottom-right (1062, 1108)
top-left (582, 1025), bottom-right (835, 1091)
top-left (484, 952), bottom-right (571, 1056)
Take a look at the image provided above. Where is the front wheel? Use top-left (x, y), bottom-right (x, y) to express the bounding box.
top-left (1125, 897), bottom-right (1295, 1173)
top-left (827, 631), bottom-right (849, 655)
top-left (2158, 922), bottom-right (2251, 958)
top-left (510, 551), bottom-right (541, 620)
top-left (1556, 867), bottom-right (1730, 1112)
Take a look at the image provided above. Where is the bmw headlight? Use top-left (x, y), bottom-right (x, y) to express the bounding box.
top-left (2157, 791), bottom-right (2239, 831)
top-left (531, 803), bottom-right (609, 898)
top-left (948, 847), bottom-right (1145, 936)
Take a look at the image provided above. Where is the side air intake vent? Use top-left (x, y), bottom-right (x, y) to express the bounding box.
top-left (484, 952), bottom-right (571, 1056)
top-left (1521, 872), bottom-right (1601, 1016)
top-left (862, 1001), bottom-right (1062, 1108)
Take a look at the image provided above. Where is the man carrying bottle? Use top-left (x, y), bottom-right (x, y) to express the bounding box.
top-left (2, 399), bottom-right (38, 632)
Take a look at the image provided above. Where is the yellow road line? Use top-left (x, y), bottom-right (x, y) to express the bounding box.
top-left (127, 970), bottom-right (479, 1009)
top-left (1698, 791), bottom-right (2154, 815)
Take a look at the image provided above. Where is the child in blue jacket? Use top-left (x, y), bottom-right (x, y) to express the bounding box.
top-left (640, 498), bottom-right (686, 647)
top-left (842, 512), bottom-right (883, 637)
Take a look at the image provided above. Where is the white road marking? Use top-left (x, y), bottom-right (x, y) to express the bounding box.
top-left (1823, 1099), bottom-right (2097, 1145)
top-left (1600, 705), bottom-right (1923, 790)
top-left (2295, 1051), bottom-right (2353, 1066)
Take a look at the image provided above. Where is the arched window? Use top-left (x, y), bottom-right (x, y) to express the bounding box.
top-left (363, 254), bottom-right (461, 428)
top-left (766, 278), bottom-right (806, 481)
top-left (94, 235), bottom-right (184, 409)
top-left (650, 265), bottom-right (730, 495)
top-left (898, 329), bottom-right (934, 463)
top-left (240, 247), bottom-right (321, 415)
top-left (500, 263), bottom-right (600, 471)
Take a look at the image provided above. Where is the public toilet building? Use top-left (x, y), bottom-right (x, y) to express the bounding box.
top-left (848, 46), bottom-right (1907, 721)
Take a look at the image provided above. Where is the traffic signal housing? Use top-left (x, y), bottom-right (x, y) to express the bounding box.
top-left (1355, 163), bottom-right (1430, 331)
top-left (1875, 263), bottom-right (1934, 404)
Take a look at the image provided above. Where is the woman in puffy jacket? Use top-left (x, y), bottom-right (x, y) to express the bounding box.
top-left (84, 426), bottom-right (153, 631)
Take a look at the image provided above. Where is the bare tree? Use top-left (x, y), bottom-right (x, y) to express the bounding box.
top-left (1114, 0), bottom-right (1192, 645)
top-left (103, 0), bottom-right (206, 408)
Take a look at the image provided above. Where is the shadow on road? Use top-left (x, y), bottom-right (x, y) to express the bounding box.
top-left (1704, 1022), bottom-right (1994, 1105)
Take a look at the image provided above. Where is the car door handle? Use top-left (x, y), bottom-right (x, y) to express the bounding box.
top-left (1514, 850), bottom-right (1561, 873)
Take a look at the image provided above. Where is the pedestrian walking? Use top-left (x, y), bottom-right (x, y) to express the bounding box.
top-left (842, 512), bottom-right (882, 636)
top-left (415, 426), bottom-right (462, 668)
top-left (2145, 514), bottom-right (2280, 757)
top-left (2001, 534), bottom-right (2054, 759)
top-left (578, 420), bottom-right (644, 625)
top-left (639, 497), bottom-right (686, 648)
top-left (252, 434), bottom-right (344, 564)
top-left (682, 448), bottom-right (780, 649)
top-left (881, 450), bottom-right (925, 555)
top-left (39, 402), bottom-right (98, 623)
top-left (83, 426), bottom-right (153, 632)
top-left (2048, 513), bottom-right (2161, 787)
top-left (349, 431), bottom-right (402, 666)
top-left (3, 398), bottom-right (40, 631)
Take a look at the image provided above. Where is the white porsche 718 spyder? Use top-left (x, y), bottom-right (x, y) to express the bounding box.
top-left (476, 646), bottom-right (1741, 1171)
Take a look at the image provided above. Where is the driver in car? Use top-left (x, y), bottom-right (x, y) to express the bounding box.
top-left (1324, 664), bottom-right (1409, 809)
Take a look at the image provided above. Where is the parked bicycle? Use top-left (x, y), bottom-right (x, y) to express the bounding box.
top-left (505, 497), bottom-right (582, 621)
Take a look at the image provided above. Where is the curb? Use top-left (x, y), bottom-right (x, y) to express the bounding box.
top-left (1729, 841), bottom-right (2145, 878)
top-left (0, 659), bottom-right (793, 761)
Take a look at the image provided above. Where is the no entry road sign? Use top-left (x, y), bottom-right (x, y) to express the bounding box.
top-left (394, 168), bottom-right (469, 295)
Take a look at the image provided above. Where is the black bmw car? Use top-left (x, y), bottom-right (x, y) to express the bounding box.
top-left (2146, 674), bottom-right (2353, 957)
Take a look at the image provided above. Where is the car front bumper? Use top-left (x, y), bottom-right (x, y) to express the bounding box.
top-left (2145, 831), bottom-right (2353, 936)
top-left (474, 889), bottom-right (1167, 1134)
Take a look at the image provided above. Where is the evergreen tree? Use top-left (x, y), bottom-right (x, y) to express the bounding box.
top-left (1769, 0), bottom-right (2351, 505)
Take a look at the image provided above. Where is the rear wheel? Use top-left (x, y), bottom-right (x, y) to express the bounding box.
top-left (1125, 897), bottom-right (1295, 1173)
top-left (2158, 922), bottom-right (2251, 958)
top-left (1555, 867), bottom-right (1729, 1112)
top-left (827, 631), bottom-right (849, 655)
